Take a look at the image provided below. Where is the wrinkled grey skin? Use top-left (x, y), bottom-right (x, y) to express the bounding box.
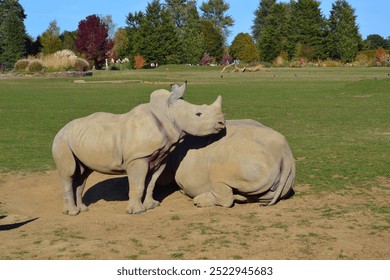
top-left (158, 119), bottom-right (295, 207)
top-left (52, 83), bottom-right (225, 215)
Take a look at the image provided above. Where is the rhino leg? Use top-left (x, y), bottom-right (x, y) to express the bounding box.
top-left (75, 169), bottom-right (92, 212)
top-left (53, 141), bottom-right (82, 215)
top-left (61, 177), bottom-right (80, 216)
top-left (211, 182), bottom-right (235, 208)
top-left (125, 159), bottom-right (148, 214)
top-left (193, 192), bottom-right (216, 207)
top-left (193, 182), bottom-right (235, 208)
top-left (143, 164), bottom-right (166, 210)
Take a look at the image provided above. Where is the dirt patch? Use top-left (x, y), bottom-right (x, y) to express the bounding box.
top-left (0, 172), bottom-right (389, 260)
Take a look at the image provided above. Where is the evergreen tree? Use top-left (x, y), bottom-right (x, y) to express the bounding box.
top-left (0, 0), bottom-right (27, 67)
top-left (25, 35), bottom-right (41, 56)
top-left (230, 33), bottom-right (259, 63)
top-left (181, 1), bottom-right (205, 64)
top-left (328, 0), bottom-right (361, 62)
top-left (0, 0), bottom-right (25, 20)
top-left (200, 0), bottom-right (234, 43)
top-left (137, 0), bottom-right (180, 65)
top-left (40, 20), bottom-right (62, 54)
top-left (200, 20), bottom-right (224, 60)
top-left (125, 11), bottom-right (144, 62)
top-left (0, 9), bottom-right (27, 67)
top-left (166, 0), bottom-right (188, 29)
top-left (257, 2), bottom-right (289, 62)
top-left (286, 0), bottom-right (327, 60)
top-left (251, 0), bottom-right (276, 43)
top-left (166, 0), bottom-right (204, 64)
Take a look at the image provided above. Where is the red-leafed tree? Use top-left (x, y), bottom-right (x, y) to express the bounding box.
top-left (75, 14), bottom-right (113, 69)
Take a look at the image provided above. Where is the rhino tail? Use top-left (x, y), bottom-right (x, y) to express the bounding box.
top-left (267, 157), bottom-right (295, 206)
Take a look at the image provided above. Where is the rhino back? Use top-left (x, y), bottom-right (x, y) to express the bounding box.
top-left (54, 104), bottom-right (168, 174)
top-left (173, 120), bottom-right (294, 198)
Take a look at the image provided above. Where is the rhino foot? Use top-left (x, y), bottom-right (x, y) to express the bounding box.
top-left (125, 201), bottom-right (146, 215)
top-left (143, 198), bottom-right (160, 210)
top-left (78, 203), bottom-right (89, 212)
top-left (63, 207), bottom-right (80, 216)
top-left (193, 192), bottom-right (216, 207)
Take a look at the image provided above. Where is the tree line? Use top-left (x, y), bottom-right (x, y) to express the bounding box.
top-left (1, 0), bottom-right (389, 70)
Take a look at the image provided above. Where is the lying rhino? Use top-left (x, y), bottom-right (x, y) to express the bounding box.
top-left (52, 83), bottom-right (225, 215)
top-left (159, 119), bottom-right (295, 207)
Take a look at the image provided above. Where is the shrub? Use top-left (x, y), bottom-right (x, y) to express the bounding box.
top-left (73, 58), bottom-right (90, 71)
top-left (354, 53), bottom-right (369, 66)
top-left (221, 52), bottom-right (233, 65)
top-left (199, 52), bottom-right (211, 66)
top-left (27, 60), bottom-right (44, 73)
top-left (14, 59), bottom-right (30, 71)
top-left (273, 51), bottom-right (289, 67)
top-left (134, 54), bottom-right (146, 69)
top-left (54, 49), bottom-right (77, 59)
top-left (43, 50), bottom-right (77, 71)
top-left (321, 59), bottom-right (342, 67)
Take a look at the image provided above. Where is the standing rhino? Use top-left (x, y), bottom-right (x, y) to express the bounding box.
top-left (52, 83), bottom-right (225, 215)
top-left (159, 119), bottom-right (295, 207)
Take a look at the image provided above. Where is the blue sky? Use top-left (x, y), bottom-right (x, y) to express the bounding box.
top-left (19, 0), bottom-right (389, 43)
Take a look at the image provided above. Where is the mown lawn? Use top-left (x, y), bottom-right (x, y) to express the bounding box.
top-left (0, 66), bottom-right (389, 193)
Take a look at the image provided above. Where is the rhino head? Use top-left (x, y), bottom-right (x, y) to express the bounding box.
top-left (150, 82), bottom-right (225, 137)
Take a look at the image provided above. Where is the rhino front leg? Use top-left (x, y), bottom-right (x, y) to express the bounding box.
top-left (61, 177), bottom-right (80, 215)
top-left (125, 159), bottom-right (148, 214)
top-left (143, 164), bottom-right (166, 210)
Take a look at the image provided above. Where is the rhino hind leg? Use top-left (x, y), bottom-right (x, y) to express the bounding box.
top-left (61, 178), bottom-right (80, 216)
top-left (143, 164), bottom-right (166, 211)
top-left (194, 182), bottom-right (235, 208)
top-left (74, 168), bottom-right (92, 213)
top-left (193, 192), bottom-right (216, 207)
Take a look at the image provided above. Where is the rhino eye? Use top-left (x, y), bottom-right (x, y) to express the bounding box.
top-left (196, 112), bottom-right (202, 117)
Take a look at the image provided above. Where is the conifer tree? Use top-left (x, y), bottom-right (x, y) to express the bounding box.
top-left (0, 9), bottom-right (27, 67)
top-left (286, 0), bottom-right (327, 60)
top-left (0, 0), bottom-right (27, 67)
top-left (166, 0), bottom-right (204, 64)
top-left (200, 20), bottom-right (224, 61)
top-left (257, 2), bottom-right (289, 62)
top-left (328, 0), bottom-right (361, 62)
top-left (137, 0), bottom-right (180, 65)
top-left (200, 0), bottom-right (234, 44)
top-left (251, 0), bottom-right (276, 43)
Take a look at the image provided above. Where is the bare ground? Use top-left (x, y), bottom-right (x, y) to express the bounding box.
top-left (0, 171), bottom-right (389, 260)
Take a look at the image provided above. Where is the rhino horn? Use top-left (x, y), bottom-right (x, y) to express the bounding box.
top-left (168, 81), bottom-right (187, 105)
top-left (212, 95), bottom-right (222, 108)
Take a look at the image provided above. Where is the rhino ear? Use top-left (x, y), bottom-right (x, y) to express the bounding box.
top-left (171, 83), bottom-right (180, 91)
top-left (212, 95), bottom-right (222, 108)
top-left (168, 81), bottom-right (187, 105)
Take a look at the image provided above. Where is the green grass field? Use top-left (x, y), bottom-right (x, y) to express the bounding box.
top-left (1, 66), bottom-right (389, 193)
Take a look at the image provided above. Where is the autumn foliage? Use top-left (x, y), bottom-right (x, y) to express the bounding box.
top-left (75, 15), bottom-right (113, 69)
top-left (134, 54), bottom-right (146, 69)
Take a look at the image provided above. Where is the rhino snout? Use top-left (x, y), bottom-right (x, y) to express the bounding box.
top-left (215, 120), bottom-right (226, 132)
